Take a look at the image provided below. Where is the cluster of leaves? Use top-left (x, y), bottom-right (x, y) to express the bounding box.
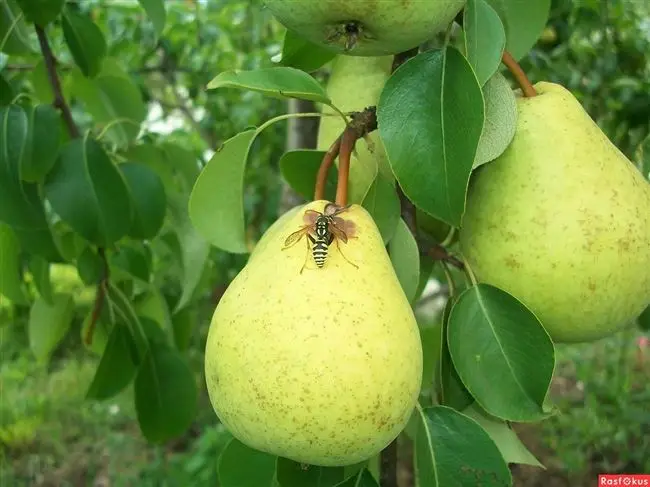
top-left (0, 0), bottom-right (287, 448)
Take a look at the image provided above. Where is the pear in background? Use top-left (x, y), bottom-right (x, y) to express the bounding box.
top-left (262, 0), bottom-right (466, 56)
top-left (318, 55), bottom-right (393, 203)
top-left (459, 82), bottom-right (650, 343)
top-left (204, 201), bottom-right (423, 466)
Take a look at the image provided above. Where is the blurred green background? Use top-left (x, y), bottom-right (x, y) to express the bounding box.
top-left (1, 0), bottom-right (649, 486)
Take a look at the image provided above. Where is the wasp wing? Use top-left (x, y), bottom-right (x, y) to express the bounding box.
top-left (332, 216), bottom-right (356, 239)
top-left (303, 210), bottom-right (321, 225)
top-left (283, 226), bottom-right (309, 248)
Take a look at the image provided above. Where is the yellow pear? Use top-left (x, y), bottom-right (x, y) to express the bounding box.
top-left (204, 200), bottom-right (423, 466)
top-left (263, 0), bottom-right (466, 56)
top-left (318, 55), bottom-right (393, 203)
top-left (459, 82), bottom-right (650, 343)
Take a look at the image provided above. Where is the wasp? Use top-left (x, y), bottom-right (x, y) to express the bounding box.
top-left (282, 203), bottom-right (358, 273)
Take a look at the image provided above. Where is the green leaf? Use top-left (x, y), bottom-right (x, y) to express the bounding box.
top-left (119, 162), bottom-right (166, 239)
top-left (0, 0), bottom-right (34, 55)
top-left (635, 133), bottom-right (649, 181)
top-left (171, 306), bottom-right (195, 351)
top-left (169, 193), bottom-right (210, 312)
top-left (0, 105), bottom-right (51, 229)
top-left (110, 245), bottom-right (150, 283)
top-left (389, 219), bottom-right (420, 303)
top-left (189, 130), bottom-right (256, 253)
top-left (44, 134), bottom-right (133, 247)
top-left (217, 439), bottom-right (278, 487)
top-left (76, 246), bottom-right (103, 285)
top-left (463, 0), bottom-right (506, 86)
top-left (334, 469), bottom-right (378, 487)
top-left (279, 149), bottom-right (337, 202)
top-left (360, 173), bottom-right (400, 244)
top-left (447, 283), bottom-right (555, 421)
top-left (27, 255), bottom-right (53, 304)
top-left (437, 298), bottom-right (473, 410)
top-left (21, 104), bottom-right (62, 181)
top-left (462, 403), bottom-right (544, 467)
top-left (276, 458), bottom-right (344, 487)
top-left (134, 289), bottom-right (173, 336)
top-left (0, 222), bottom-right (28, 304)
top-left (15, 0), bottom-right (65, 26)
top-left (207, 67), bottom-right (331, 106)
top-left (86, 323), bottom-right (138, 400)
top-left (486, 0), bottom-right (551, 60)
top-left (29, 59), bottom-right (55, 104)
top-left (61, 6), bottom-right (106, 78)
top-left (377, 47), bottom-right (484, 227)
top-left (474, 72), bottom-right (518, 168)
top-left (137, 0), bottom-right (166, 36)
top-left (278, 28), bottom-right (336, 73)
top-left (134, 337), bottom-right (198, 443)
top-left (419, 324), bottom-right (442, 402)
top-left (638, 305), bottom-right (650, 332)
top-left (28, 293), bottom-right (75, 362)
top-left (0, 72), bottom-right (15, 105)
top-left (106, 281), bottom-right (148, 356)
top-left (159, 142), bottom-right (200, 191)
top-left (70, 66), bottom-right (146, 148)
top-left (413, 405), bottom-right (512, 487)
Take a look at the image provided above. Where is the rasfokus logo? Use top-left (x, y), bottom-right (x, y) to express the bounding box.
top-left (599, 475), bottom-right (650, 486)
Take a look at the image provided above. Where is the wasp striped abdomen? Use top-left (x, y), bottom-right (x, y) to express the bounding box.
top-left (311, 215), bottom-right (331, 267)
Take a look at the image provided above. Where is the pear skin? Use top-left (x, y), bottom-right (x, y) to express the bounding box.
top-left (204, 200), bottom-right (423, 466)
top-left (318, 55), bottom-right (393, 203)
top-left (262, 0), bottom-right (466, 56)
top-left (459, 82), bottom-right (650, 343)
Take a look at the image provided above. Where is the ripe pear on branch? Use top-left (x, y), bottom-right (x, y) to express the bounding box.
top-left (204, 199), bottom-right (423, 466)
top-left (459, 81), bottom-right (650, 343)
top-left (263, 0), bottom-right (467, 56)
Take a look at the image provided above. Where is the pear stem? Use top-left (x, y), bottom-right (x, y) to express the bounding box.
top-left (335, 126), bottom-right (357, 206)
top-left (501, 50), bottom-right (537, 97)
top-left (314, 135), bottom-right (342, 200)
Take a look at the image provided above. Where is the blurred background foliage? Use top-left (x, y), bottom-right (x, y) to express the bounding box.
top-left (1, 0), bottom-right (649, 485)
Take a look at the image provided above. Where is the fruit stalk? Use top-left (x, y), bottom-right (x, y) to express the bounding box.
top-left (314, 134), bottom-right (342, 200)
top-left (501, 50), bottom-right (537, 97)
top-left (335, 126), bottom-right (358, 206)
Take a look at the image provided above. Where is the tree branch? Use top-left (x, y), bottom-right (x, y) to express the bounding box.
top-left (35, 24), bottom-right (109, 346)
top-left (35, 25), bottom-right (80, 139)
top-left (380, 439), bottom-right (398, 487)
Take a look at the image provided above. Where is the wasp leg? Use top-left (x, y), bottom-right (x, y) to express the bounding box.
top-left (334, 237), bottom-right (358, 269)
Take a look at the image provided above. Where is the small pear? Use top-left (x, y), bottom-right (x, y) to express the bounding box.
top-left (318, 55), bottom-right (393, 203)
top-left (204, 201), bottom-right (423, 466)
top-left (459, 82), bottom-right (650, 343)
top-left (263, 0), bottom-right (466, 56)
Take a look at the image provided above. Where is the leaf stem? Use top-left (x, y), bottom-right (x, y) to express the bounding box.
top-left (35, 25), bottom-right (80, 138)
top-left (256, 112), bottom-right (329, 135)
top-left (314, 134), bottom-right (342, 200)
top-left (461, 255), bottom-right (478, 287)
top-left (501, 50), bottom-right (537, 97)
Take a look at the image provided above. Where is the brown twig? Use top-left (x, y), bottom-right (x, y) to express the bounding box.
top-left (501, 50), bottom-right (537, 97)
top-left (335, 126), bottom-right (357, 206)
top-left (391, 47), bottom-right (419, 72)
top-left (35, 25), bottom-right (80, 138)
top-left (313, 135), bottom-right (342, 200)
top-left (380, 439), bottom-right (398, 487)
top-left (428, 244), bottom-right (465, 270)
top-left (397, 185), bottom-right (417, 236)
top-left (84, 248), bottom-right (110, 345)
top-left (35, 25), bottom-right (110, 345)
